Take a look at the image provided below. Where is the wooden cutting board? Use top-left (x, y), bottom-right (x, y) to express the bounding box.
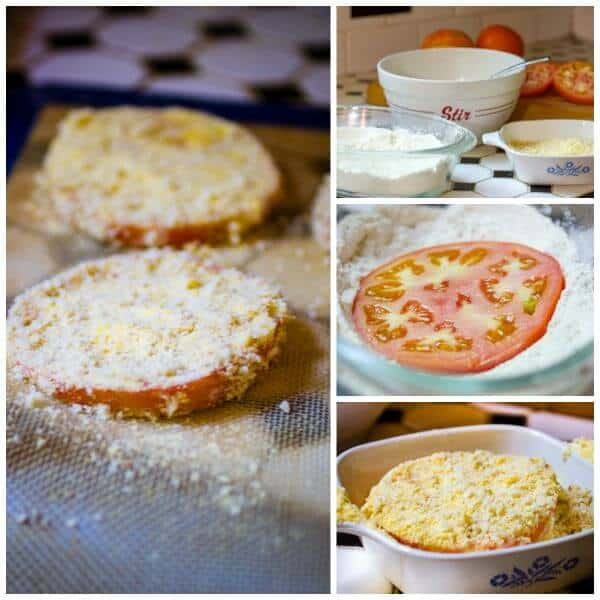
top-left (366, 80), bottom-right (593, 121)
top-left (510, 92), bottom-right (593, 121)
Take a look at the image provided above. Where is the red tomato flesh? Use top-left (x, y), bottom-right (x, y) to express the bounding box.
top-left (553, 61), bottom-right (594, 105)
top-left (352, 242), bottom-right (565, 374)
top-left (520, 62), bottom-right (555, 97)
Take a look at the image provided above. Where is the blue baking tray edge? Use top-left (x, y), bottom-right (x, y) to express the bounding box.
top-left (7, 85), bottom-right (330, 173)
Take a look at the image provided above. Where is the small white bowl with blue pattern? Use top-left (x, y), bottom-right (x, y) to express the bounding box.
top-left (483, 120), bottom-right (593, 185)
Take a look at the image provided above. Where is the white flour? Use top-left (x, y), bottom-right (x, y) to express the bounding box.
top-left (337, 205), bottom-right (593, 378)
top-left (338, 126), bottom-right (444, 152)
top-left (337, 126), bottom-right (451, 196)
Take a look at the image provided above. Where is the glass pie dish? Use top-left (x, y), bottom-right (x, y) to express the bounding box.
top-left (337, 205), bottom-right (593, 396)
top-left (336, 105), bottom-right (477, 198)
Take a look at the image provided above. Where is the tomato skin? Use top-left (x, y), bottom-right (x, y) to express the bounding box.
top-left (35, 320), bottom-right (284, 417)
top-left (352, 242), bottom-right (564, 375)
top-left (476, 25), bottom-right (524, 57)
top-left (421, 29), bottom-right (474, 49)
top-left (520, 62), bottom-right (556, 97)
top-left (553, 61), bottom-right (594, 105)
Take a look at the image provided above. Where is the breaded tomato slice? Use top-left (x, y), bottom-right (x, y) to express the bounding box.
top-left (41, 107), bottom-right (281, 247)
top-left (8, 248), bottom-right (288, 418)
top-left (362, 450), bottom-right (560, 553)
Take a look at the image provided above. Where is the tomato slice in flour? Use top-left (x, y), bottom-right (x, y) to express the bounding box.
top-left (352, 242), bottom-right (564, 374)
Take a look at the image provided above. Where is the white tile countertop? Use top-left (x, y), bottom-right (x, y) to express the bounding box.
top-left (338, 37), bottom-right (593, 198)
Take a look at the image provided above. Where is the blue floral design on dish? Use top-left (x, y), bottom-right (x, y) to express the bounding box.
top-left (547, 161), bottom-right (590, 176)
top-left (490, 555), bottom-right (579, 589)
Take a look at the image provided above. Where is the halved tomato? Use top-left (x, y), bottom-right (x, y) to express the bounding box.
top-left (520, 62), bottom-right (555, 97)
top-left (352, 242), bottom-right (564, 374)
top-left (553, 61), bottom-right (594, 105)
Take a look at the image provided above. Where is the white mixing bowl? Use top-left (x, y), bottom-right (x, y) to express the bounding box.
top-left (378, 48), bottom-right (526, 139)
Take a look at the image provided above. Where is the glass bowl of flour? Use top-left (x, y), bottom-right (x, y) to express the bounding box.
top-left (337, 105), bottom-right (476, 197)
top-left (337, 204), bottom-right (593, 395)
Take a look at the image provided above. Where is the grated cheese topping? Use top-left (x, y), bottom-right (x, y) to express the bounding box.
top-left (363, 450), bottom-right (561, 552)
top-left (40, 107), bottom-right (281, 245)
top-left (8, 248), bottom-right (288, 402)
top-left (508, 137), bottom-right (593, 156)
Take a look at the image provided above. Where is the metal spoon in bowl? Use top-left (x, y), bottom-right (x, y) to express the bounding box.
top-left (490, 56), bottom-right (550, 79)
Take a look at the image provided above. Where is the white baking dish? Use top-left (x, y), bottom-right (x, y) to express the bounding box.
top-left (378, 48), bottom-right (525, 139)
top-left (337, 425), bottom-right (593, 593)
top-left (482, 120), bottom-right (594, 185)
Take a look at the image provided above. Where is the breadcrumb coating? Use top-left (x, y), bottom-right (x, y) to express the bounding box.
top-left (8, 248), bottom-right (288, 417)
top-left (362, 451), bottom-right (562, 552)
top-left (41, 107), bottom-right (281, 246)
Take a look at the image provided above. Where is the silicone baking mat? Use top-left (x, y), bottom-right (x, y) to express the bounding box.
top-left (7, 104), bottom-right (330, 593)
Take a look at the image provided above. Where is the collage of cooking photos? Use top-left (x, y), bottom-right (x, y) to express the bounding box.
top-left (4, 2), bottom-right (599, 596)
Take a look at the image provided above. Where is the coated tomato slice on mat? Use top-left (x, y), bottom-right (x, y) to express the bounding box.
top-left (352, 242), bottom-right (564, 374)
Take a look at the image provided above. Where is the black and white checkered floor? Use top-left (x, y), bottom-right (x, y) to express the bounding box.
top-left (8, 6), bottom-right (329, 106)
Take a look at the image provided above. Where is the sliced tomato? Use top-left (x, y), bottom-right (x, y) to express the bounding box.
top-left (520, 62), bottom-right (555, 97)
top-left (553, 61), bottom-right (594, 105)
top-left (352, 242), bottom-right (564, 374)
top-left (46, 322), bottom-right (284, 417)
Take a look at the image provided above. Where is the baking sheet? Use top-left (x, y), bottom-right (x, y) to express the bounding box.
top-left (7, 104), bottom-right (331, 593)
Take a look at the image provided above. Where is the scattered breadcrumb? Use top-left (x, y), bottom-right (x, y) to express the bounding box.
top-left (564, 438), bottom-right (593, 463)
top-left (7, 314), bottom-right (328, 522)
top-left (337, 487), bottom-right (363, 524)
top-left (549, 484), bottom-right (593, 538)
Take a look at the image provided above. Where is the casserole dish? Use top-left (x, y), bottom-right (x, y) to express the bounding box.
top-left (337, 425), bottom-right (593, 593)
top-left (378, 48), bottom-right (525, 139)
top-left (482, 120), bottom-right (593, 185)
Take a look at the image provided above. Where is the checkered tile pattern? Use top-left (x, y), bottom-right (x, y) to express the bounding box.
top-left (8, 6), bottom-right (330, 106)
top-left (338, 37), bottom-right (594, 198)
